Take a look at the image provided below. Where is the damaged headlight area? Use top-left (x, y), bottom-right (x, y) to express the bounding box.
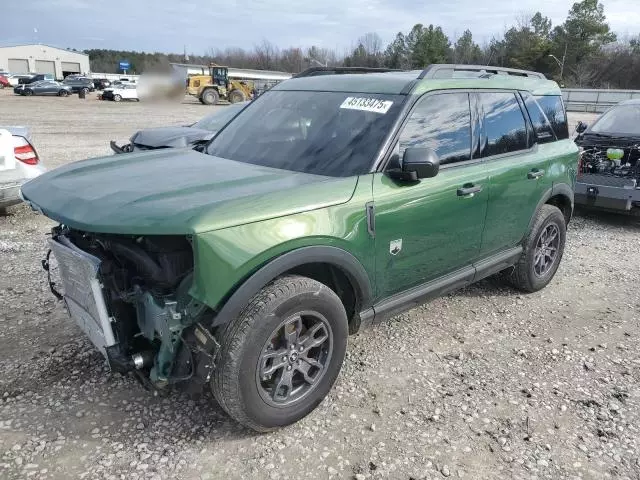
top-left (45, 225), bottom-right (219, 392)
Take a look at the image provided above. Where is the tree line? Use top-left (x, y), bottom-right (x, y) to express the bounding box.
top-left (86, 0), bottom-right (640, 89)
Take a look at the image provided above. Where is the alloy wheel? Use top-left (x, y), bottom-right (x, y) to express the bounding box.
top-left (256, 312), bottom-right (333, 407)
top-left (533, 223), bottom-right (560, 277)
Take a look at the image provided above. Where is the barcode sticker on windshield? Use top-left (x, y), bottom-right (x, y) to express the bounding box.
top-left (340, 97), bottom-right (393, 114)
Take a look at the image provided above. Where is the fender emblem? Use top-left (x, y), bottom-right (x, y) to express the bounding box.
top-left (389, 239), bottom-right (402, 255)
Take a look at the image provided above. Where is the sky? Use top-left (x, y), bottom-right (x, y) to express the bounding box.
top-left (2, 0), bottom-right (640, 54)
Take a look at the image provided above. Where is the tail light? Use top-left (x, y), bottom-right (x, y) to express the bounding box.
top-left (13, 136), bottom-right (39, 165)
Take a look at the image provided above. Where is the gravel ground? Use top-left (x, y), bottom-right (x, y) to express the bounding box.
top-left (1, 91), bottom-right (639, 480)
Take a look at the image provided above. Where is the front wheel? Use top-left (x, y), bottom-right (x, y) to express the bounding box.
top-left (504, 204), bottom-right (566, 292)
top-left (228, 89), bottom-right (246, 104)
top-left (113, 94), bottom-right (122, 102)
top-left (58, 90), bottom-right (69, 97)
top-left (200, 89), bottom-right (219, 105)
top-left (211, 275), bottom-right (348, 432)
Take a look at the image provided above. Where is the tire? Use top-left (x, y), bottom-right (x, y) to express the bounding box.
top-left (58, 90), bottom-right (68, 97)
top-left (228, 89), bottom-right (246, 104)
top-left (211, 275), bottom-right (348, 432)
top-left (113, 94), bottom-right (122, 102)
top-left (82, 87), bottom-right (89, 94)
top-left (24, 89), bottom-right (33, 96)
top-left (200, 89), bottom-right (219, 105)
top-left (504, 204), bottom-right (566, 293)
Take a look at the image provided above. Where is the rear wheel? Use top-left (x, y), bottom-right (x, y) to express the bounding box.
top-left (200, 89), bottom-right (219, 105)
top-left (113, 94), bottom-right (122, 102)
top-left (228, 89), bottom-right (246, 104)
top-left (211, 275), bottom-right (348, 432)
top-left (503, 204), bottom-right (566, 292)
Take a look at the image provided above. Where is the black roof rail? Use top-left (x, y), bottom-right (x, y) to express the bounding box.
top-left (293, 66), bottom-right (403, 78)
top-left (417, 64), bottom-right (546, 80)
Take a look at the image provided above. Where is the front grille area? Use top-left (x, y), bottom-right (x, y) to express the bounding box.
top-left (48, 236), bottom-right (116, 361)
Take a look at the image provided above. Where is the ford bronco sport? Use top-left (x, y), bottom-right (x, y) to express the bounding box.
top-left (21, 65), bottom-right (578, 432)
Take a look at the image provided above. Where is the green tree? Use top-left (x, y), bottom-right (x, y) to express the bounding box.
top-left (407, 24), bottom-right (450, 68)
top-left (452, 30), bottom-right (483, 64)
top-left (551, 0), bottom-right (617, 77)
top-left (384, 32), bottom-right (408, 69)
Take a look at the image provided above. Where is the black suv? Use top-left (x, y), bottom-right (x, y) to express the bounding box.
top-left (62, 77), bottom-right (95, 93)
top-left (18, 74), bottom-right (54, 85)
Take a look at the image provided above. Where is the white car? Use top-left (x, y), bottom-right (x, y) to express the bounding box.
top-left (0, 127), bottom-right (46, 212)
top-left (102, 84), bottom-right (139, 102)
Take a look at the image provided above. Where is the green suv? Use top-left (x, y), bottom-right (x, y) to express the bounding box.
top-left (21, 65), bottom-right (578, 432)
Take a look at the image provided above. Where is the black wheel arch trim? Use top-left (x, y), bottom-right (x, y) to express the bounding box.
top-left (209, 246), bottom-right (373, 328)
top-left (527, 184), bottom-right (574, 235)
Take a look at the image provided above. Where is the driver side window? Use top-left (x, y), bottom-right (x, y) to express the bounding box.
top-left (398, 92), bottom-right (472, 165)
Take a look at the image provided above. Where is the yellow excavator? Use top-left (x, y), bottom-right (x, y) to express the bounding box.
top-left (185, 64), bottom-right (253, 105)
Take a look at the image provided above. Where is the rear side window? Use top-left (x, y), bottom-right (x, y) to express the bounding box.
top-left (398, 92), bottom-right (472, 165)
top-left (535, 95), bottom-right (569, 140)
top-left (522, 93), bottom-right (555, 143)
top-left (479, 92), bottom-right (528, 156)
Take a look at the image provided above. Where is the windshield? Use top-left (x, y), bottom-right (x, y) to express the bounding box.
top-left (193, 103), bottom-right (247, 131)
top-left (206, 90), bottom-right (404, 177)
top-left (591, 105), bottom-right (640, 135)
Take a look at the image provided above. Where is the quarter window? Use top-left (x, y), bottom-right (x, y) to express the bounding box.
top-left (522, 93), bottom-right (555, 143)
top-left (535, 95), bottom-right (569, 140)
top-left (398, 93), bottom-right (472, 165)
top-left (480, 92), bottom-right (528, 156)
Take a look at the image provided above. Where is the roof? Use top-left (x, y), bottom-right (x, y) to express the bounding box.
top-left (273, 71), bottom-right (561, 96)
top-left (0, 44), bottom-right (89, 57)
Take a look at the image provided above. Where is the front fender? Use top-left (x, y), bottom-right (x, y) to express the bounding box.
top-left (207, 245), bottom-right (373, 328)
top-left (188, 176), bottom-right (375, 322)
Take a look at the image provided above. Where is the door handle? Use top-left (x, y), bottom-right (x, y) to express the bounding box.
top-left (457, 184), bottom-right (482, 197)
top-left (527, 169), bottom-right (545, 179)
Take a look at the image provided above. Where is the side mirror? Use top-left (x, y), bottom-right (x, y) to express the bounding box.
top-left (388, 147), bottom-right (440, 182)
top-left (575, 121), bottom-right (588, 134)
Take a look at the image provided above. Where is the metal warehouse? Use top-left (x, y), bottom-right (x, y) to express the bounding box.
top-left (0, 44), bottom-right (90, 80)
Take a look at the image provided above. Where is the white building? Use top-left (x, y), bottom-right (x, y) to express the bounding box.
top-left (0, 44), bottom-right (90, 80)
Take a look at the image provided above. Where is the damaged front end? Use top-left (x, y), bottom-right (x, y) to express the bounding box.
top-left (576, 141), bottom-right (640, 212)
top-left (45, 226), bottom-right (219, 392)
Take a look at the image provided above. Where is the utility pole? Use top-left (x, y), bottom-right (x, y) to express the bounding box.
top-left (549, 44), bottom-right (567, 80)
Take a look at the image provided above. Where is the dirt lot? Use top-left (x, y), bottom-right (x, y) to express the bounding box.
top-left (1, 91), bottom-right (639, 480)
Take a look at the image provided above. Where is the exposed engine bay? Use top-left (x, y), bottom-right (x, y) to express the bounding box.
top-left (578, 143), bottom-right (640, 181)
top-left (46, 226), bottom-right (219, 392)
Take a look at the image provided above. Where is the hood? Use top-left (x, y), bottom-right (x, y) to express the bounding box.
top-left (20, 149), bottom-right (358, 235)
top-left (132, 126), bottom-right (214, 148)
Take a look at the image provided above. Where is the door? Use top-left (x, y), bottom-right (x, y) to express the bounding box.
top-left (476, 92), bottom-right (552, 256)
top-left (8, 58), bottom-right (28, 74)
top-left (35, 60), bottom-right (55, 77)
top-left (39, 82), bottom-right (57, 95)
top-left (373, 92), bottom-right (489, 299)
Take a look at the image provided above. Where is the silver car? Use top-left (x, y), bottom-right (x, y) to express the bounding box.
top-left (18, 81), bottom-right (73, 97)
top-left (0, 127), bottom-right (46, 212)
